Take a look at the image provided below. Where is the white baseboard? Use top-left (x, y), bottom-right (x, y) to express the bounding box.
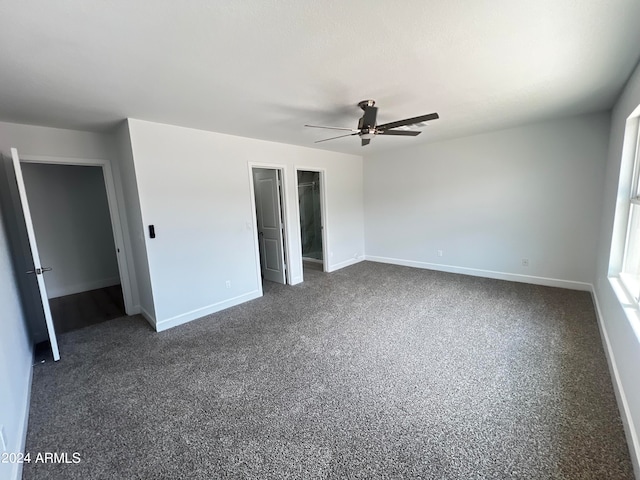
top-left (366, 254), bottom-right (638, 474)
top-left (591, 288), bottom-right (640, 477)
top-left (302, 257), bottom-right (323, 264)
top-left (326, 256), bottom-right (364, 273)
top-left (154, 289), bottom-right (262, 332)
top-left (140, 306), bottom-right (156, 329)
top-left (365, 255), bottom-right (592, 291)
top-left (47, 276), bottom-right (121, 299)
top-left (11, 346), bottom-right (34, 480)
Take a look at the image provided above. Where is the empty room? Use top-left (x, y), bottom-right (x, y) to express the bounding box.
top-left (1, 1), bottom-right (640, 479)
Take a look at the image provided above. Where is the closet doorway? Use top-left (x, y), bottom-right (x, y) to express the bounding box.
top-left (297, 169), bottom-right (327, 273)
top-left (21, 162), bottom-right (127, 335)
top-left (2, 149), bottom-right (134, 361)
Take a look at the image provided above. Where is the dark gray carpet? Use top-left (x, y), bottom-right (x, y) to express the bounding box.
top-left (23, 262), bottom-right (633, 479)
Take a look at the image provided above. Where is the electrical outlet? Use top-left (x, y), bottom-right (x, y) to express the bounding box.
top-left (437, 250), bottom-right (443, 257)
top-left (0, 425), bottom-right (7, 452)
top-left (225, 280), bottom-right (231, 288)
top-left (521, 258), bottom-right (529, 267)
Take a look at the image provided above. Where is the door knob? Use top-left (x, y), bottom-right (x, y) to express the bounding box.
top-left (26, 267), bottom-right (52, 275)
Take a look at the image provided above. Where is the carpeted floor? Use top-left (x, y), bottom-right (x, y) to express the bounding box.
top-left (23, 262), bottom-right (633, 479)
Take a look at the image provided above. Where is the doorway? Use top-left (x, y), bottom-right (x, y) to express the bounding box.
top-left (0, 149), bottom-right (133, 361)
top-left (297, 170), bottom-right (326, 273)
top-left (21, 163), bottom-right (126, 334)
top-left (252, 167), bottom-right (288, 285)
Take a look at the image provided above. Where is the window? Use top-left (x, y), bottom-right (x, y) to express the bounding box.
top-left (620, 121), bottom-right (640, 302)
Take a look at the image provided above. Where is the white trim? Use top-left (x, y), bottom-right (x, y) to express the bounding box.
top-left (154, 289), bottom-right (262, 332)
top-left (247, 165), bottom-right (266, 292)
top-left (47, 276), bottom-right (121, 299)
top-left (365, 255), bottom-right (592, 291)
top-left (140, 306), bottom-right (156, 329)
top-left (100, 161), bottom-right (135, 315)
top-left (302, 257), bottom-right (323, 264)
top-left (591, 285), bottom-right (640, 475)
top-left (294, 166), bottom-right (330, 278)
top-left (16, 153), bottom-right (135, 316)
top-left (11, 349), bottom-right (34, 480)
top-left (364, 255), bottom-right (639, 471)
top-left (608, 114), bottom-right (640, 276)
top-left (327, 256), bottom-right (364, 273)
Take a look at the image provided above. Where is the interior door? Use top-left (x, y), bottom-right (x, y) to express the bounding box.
top-left (11, 148), bottom-right (60, 361)
top-left (253, 168), bottom-right (286, 284)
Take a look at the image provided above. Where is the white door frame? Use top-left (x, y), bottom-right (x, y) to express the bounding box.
top-left (248, 163), bottom-right (293, 286)
top-left (294, 167), bottom-right (329, 277)
top-left (17, 154), bottom-right (135, 315)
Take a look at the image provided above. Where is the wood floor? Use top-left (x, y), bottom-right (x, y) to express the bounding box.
top-left (49, 284), bottom-right (125, 334)
top-left (302, 259), bottom-right (323, 271)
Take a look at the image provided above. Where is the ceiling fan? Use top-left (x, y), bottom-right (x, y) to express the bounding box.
top-left (305, 100), bottom-right (439, 146)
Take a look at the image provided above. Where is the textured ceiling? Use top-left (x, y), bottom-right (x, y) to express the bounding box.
top-left (1, 0), bottom-right (639, 155)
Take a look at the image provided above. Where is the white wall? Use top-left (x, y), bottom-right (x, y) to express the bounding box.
top-left (0, 207), bottom-right (33, 480)
top-left (126, 118), bottom-right (364, 330)
top-left (0, 122), bottom-right (134, 342)
top-left (593, 59), bottom-right (640, 476)
top-left (21, 163), bottom-right (120, 298)
top-left (0, 120), bottom-right (141, 314)
top-left (0, 121), bottom-right (114, 159)
top-left (364, 112), bottom-right (610, 288)
top-left (113, 121), bottom-right (153, 319)
top-left (0, 121), bottom-right (143, 480)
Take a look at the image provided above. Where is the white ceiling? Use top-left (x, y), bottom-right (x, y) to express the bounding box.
top-left (1, 0), bottom-right (639, 155)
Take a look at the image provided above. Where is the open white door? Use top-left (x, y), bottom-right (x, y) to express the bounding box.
top-left (253, 168), bottom-right (286, 284)
top-left (11, 148), bottom-right (60, 361)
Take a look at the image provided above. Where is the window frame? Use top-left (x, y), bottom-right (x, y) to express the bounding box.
top-left (619, 122), bottom-right (640, 304)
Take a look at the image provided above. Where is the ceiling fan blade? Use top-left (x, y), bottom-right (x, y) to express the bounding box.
top-left (314, 132), bottom-right (359, 143)
top-left (377, 130), bottom-right (421, 136)
top-left (377, 112), bottom-right (439, 131)
top-left (305, 124), bottom-right (359, 132)
top-left (361, 106), bottom-right (378, 128)
top-left (361, 138), bottom-right (371, 146)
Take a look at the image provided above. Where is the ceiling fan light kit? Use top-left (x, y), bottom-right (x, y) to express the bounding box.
top-left (305, 99), bottom-right (439, 146)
